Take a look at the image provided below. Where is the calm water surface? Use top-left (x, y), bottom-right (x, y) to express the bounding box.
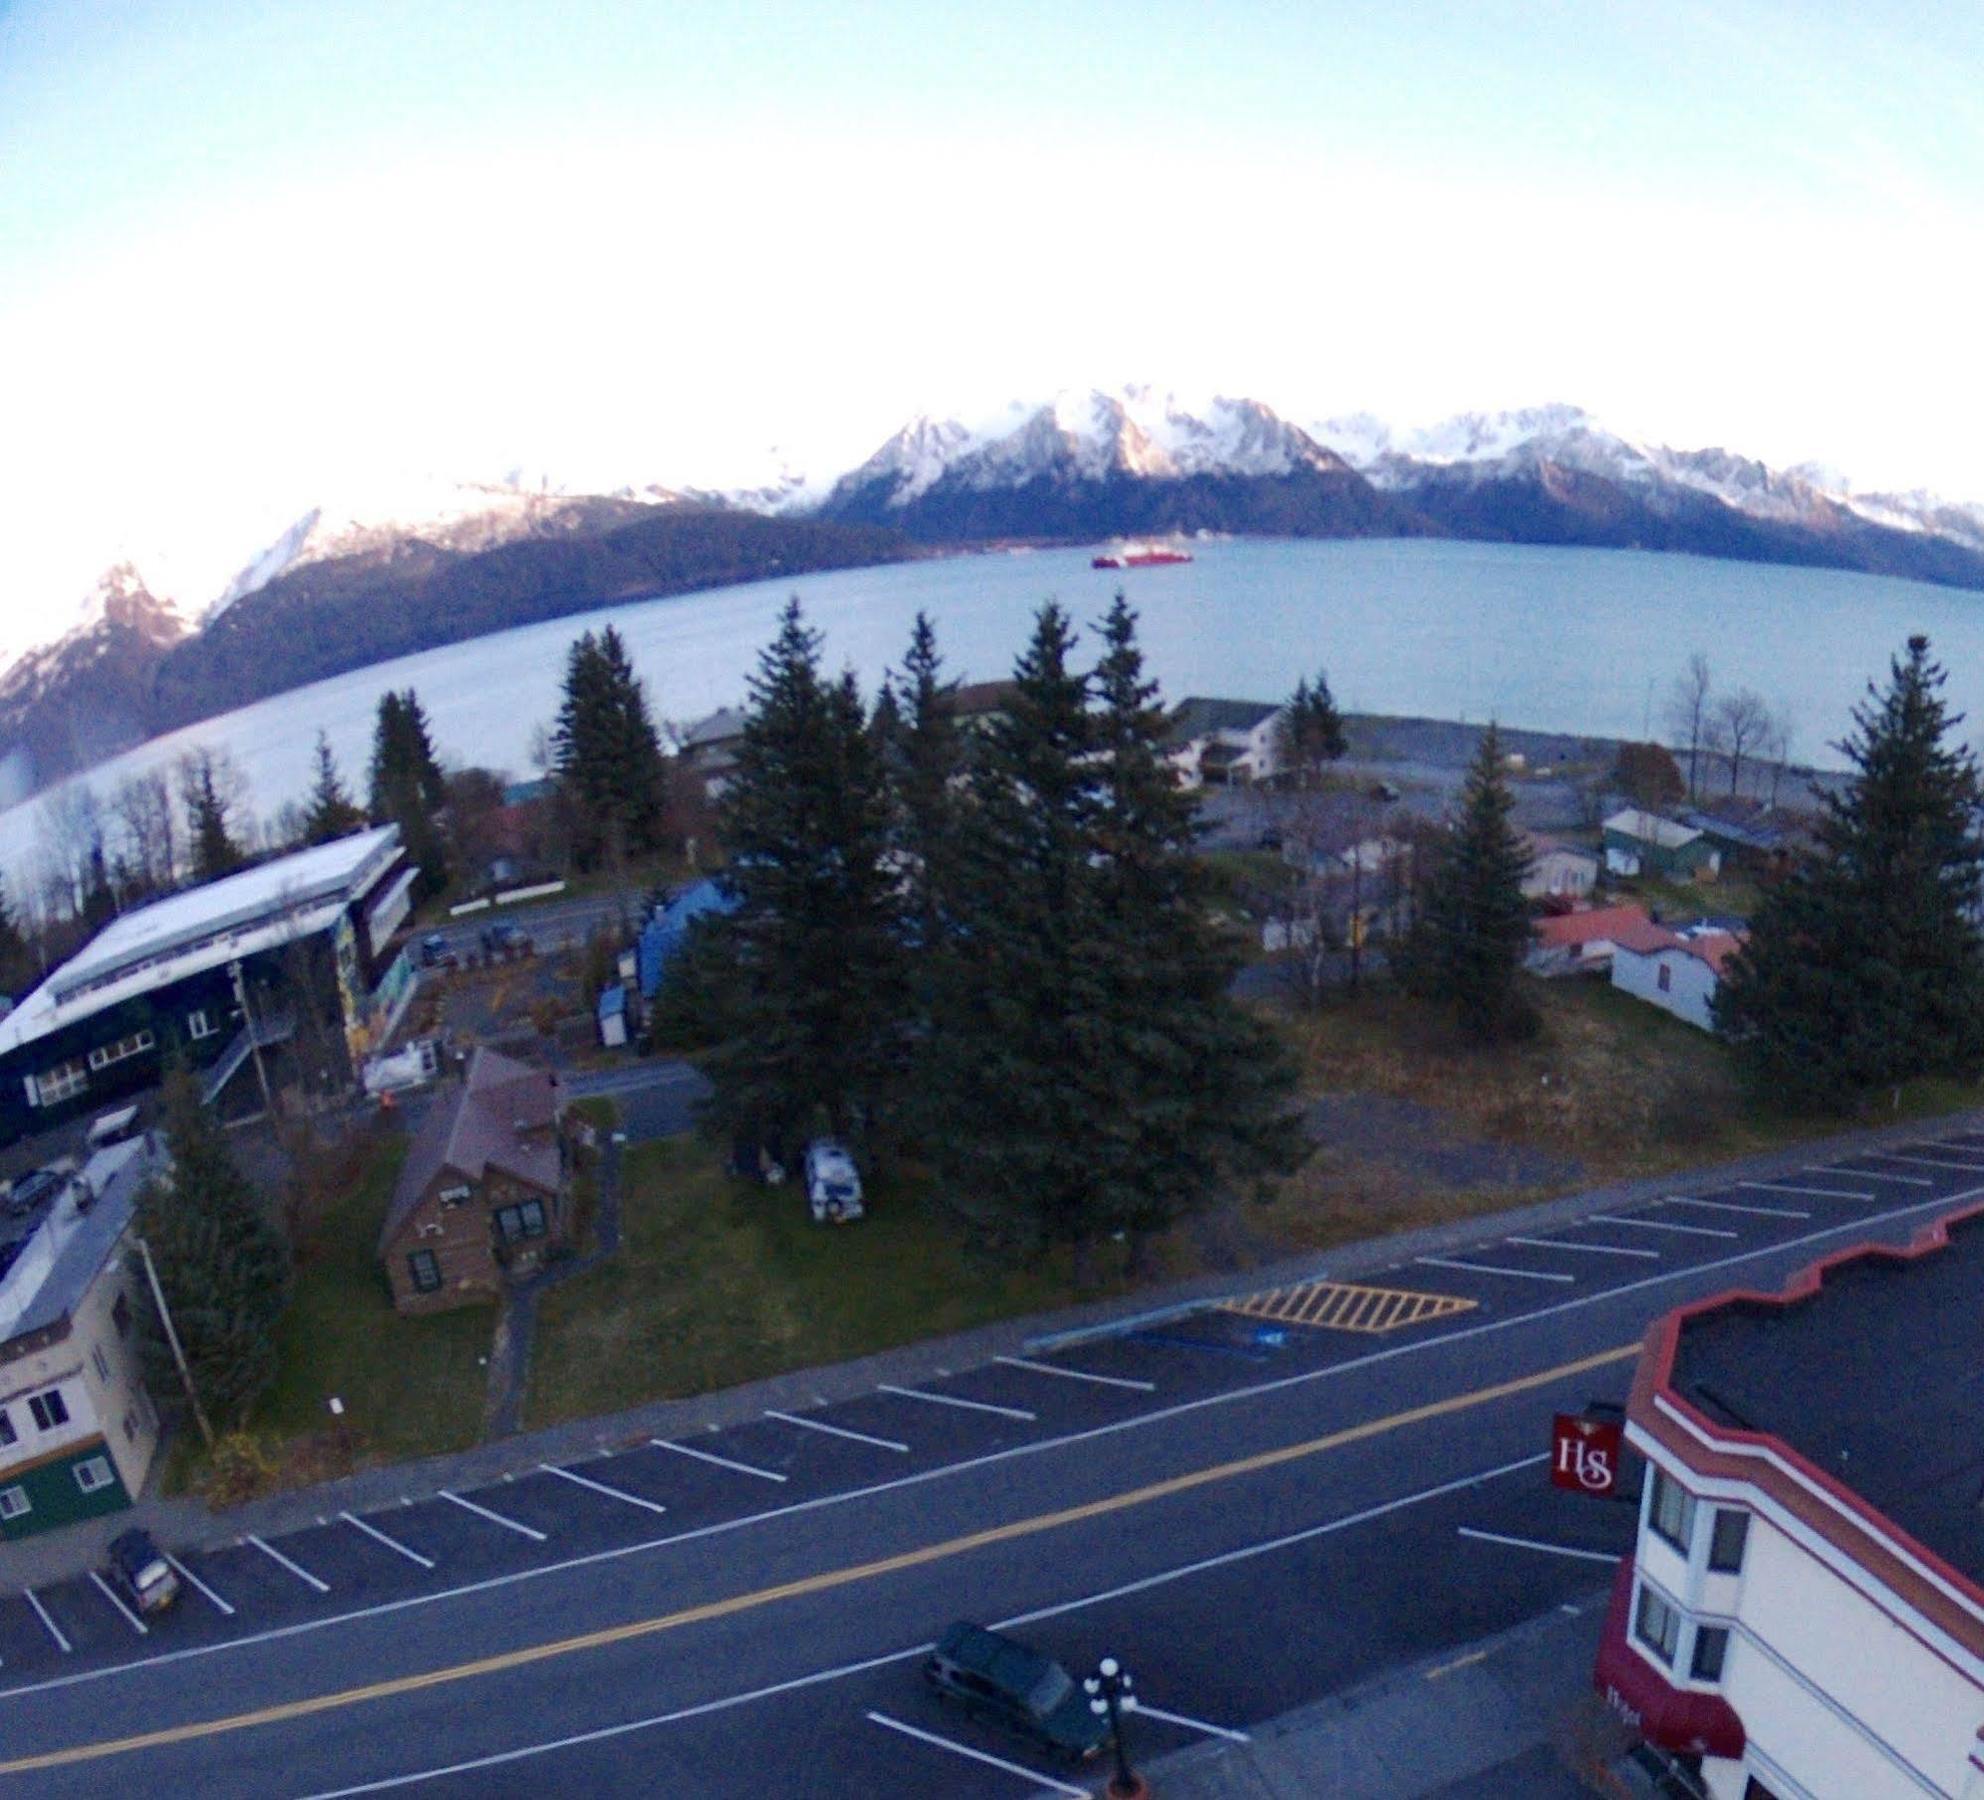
top-left (3, 538), bottom-right (1972, 871)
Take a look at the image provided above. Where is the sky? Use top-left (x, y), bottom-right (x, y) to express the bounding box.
top-left (3, 0), bottom-right (1982, 630)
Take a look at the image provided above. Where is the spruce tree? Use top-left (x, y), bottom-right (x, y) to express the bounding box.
top-left (885, 613), bottom-right (964, 966)
top-left (1400, 723), bottom-right (1536, 1041)
top-left (1716, 636), bottom-right (1984, 1110)
top-left (137, 1066), bottom-right (293, 1427)
top-left (1278, 670), bottom-right (1347, 785)
top-left (180, 752), bottom-right (246, 883)
top-left (924, 602), bottom-right (1107, 1257)
top-left (367, 691), bottom-right (450, 895)
top-left (302, 731), bottom-right (365, 845)
top-left (692, 599), bottom-right (906, 1152)
top-left (0, 878), bottom-right (31, 995)
top-left (551, 627), bottom-right (670, 868)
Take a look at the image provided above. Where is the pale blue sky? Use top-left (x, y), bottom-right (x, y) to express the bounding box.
top-left (2, 1), bottom-right (1979, 627)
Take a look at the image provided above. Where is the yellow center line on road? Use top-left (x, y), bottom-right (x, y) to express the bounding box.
top-left (0, 1340), bottom-right (1638, 1776)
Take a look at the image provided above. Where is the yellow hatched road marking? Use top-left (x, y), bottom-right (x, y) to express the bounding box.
top-left (1223, 1280), bottom-right (1478, 1335)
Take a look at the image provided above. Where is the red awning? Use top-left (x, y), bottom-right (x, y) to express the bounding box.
top-left (1593, 1556), bottom-right (1747, 1761)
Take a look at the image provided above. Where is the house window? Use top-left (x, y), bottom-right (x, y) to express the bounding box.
top-left (1648, 1467), bottom-right (1696, 1555)
top-left (1656, 963), bottom-right (1672, 993)
top-left (1744, 1779), bottom-right (1783, 1800)
top-left (0, 1408), bottom-right (13, 1447)
top-left (1709, 1509), bottom-right (1750, 1574)
top-left (122, 1409), bottom-right (137, 1443)
top-left (1633, 1584), bottom-right (1681, 1666)
top-left (438, 1184), bottom-right (472, 1207)
top-left (27, 1388), bottom-right (70, 1432)
top-left (74, 1456), bottom-right (114, 1494)
top-left (187, 1009), bottom-right (216, 1041)
top-left (87, 1029), bottom-right (156, 1073)
top-left (0, 1487), bottom-right (29, 1521)
top-left (112, 1291), bottom-right (132, 1339)
top-left (91, 1346), bottom-right (111, 1384)
top-left (492, 1198), bottom-right (547, 1244)
top-left (1691, 1625), bottom-right (1729, 1681)
top-left (37, 1059), bottom-right (88, 1105)
top-left (407, 1250), bottom-right (442, 1294)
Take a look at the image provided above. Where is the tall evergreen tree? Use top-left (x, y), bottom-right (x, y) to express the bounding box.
top-left (551, 627), bottom-right (670, 868)
top-left (302, 731), bottom-right (365, 845)
top-left (690, 599), bottom-right (905, 1152)
top-left (1399, 724), bottom-right (1535, 1041)
top-left (0, 877), bottom-right (31, 994)
top-left (1716, 636), bottom-right (1984, 1110)
top-left (1277, 670), bottom-right (1348, 785)
top-left (368, 690), bottom-right (450, 894)
top-left (883, 612), bottom-right (965, 969)
top-left (179, 751), bottom-right (246, 883)
top-left (137, 1066), bottom-right (293, 1427)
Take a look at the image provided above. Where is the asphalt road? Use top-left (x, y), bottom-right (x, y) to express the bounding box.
top-left (6, 1127), bottom-right (1984, 1796)
top-left (426, 892), bottom-right (643, 959)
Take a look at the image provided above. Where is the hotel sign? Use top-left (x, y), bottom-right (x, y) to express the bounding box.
top-left (1551, 1411), bottom-right (1623, 1496)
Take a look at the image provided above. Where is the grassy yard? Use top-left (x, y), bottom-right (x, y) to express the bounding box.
top-left (1615, 870), bottom-right (1765, 921)
top-left (524, 1138), bottom-right (1115, 1430)
top-left (250, 1128), bottom-right (494, 1472)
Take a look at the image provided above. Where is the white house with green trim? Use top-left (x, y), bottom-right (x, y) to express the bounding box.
top-left (0, 1137), bottom-right (167, 1540)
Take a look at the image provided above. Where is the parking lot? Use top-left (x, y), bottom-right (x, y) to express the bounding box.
top-left (5, 1126), bottom-right (1983, 1795)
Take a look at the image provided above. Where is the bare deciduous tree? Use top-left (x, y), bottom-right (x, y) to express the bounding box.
top-left (1763, 707), bottom-right (1796, 807)
top-left (1712, 688), bottom-right (1772, 797)
top-left (1663, 653), bottom-right (1713, 800)
top-left (112, 769), bottom-right (177, 897)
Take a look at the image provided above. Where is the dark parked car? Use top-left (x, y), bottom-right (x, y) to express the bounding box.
top-left (106, 1528), bottom-right (179, 1615)
top-left (5, 1167), bottom-right (62, 1219)
top-left (483, 922), bottom-right (533, 956)
top-left (418, 933), bottom-right (459, 971)
top-left (923, 1622), bottom-right (1107, 1763)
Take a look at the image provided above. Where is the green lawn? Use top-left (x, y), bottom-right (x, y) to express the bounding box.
top-left (252, 1133), bottom-right (495, 1467)
top-left (524, 1138), bottom-right (1097, 1429)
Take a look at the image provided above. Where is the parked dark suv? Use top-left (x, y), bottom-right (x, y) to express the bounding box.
top-left (106, 1528), bottom-right (179, 1615)
top-left (922, 1621), bottom-right (1107, 1763)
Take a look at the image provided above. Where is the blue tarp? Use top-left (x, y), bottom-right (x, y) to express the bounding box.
top-left (638, 877), bottom-right (740, 998)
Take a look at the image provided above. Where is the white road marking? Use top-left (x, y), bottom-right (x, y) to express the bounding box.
top-left (995, 1354), bottom-right (1157, 1392)
top-left (764, 1410), bottom-right (910, 1454)
top-left (163, 1554), bottom-right (235, 1617)
top-left (540, 1462), bottom-right (670, 1515)
top-left (864, 1710), bottom-right (1092, 1796)
top-left (1741, 1181), bottom-right (1874, 1201)
top-left (1911, 1141), bottom-right (1984, 1161)
top-left (1666, 1194), bottom-right (1808, 1220)
top-left (1456, 1526), bottom-right (1623, 1565)
top-left (249, 1535), bottom-right (330, 1594)
top-left (439, 1489), bottom-right (547, 1542)
top-left (87, 1572), bottom-right (148, 1636)
top-left (8, 1183), bottom-right (1979, 1712)
top-left (1823, 1164), bottom-right (1933, 1187)
top-left (22, 1590), bottom-right (70, 1654)
top-left (1135, 1700), bottom-right (1251, 1742)
top-left (1873, 1153), bottom-right (1983, 1176)
top-left (650, 1439), bottom-right (788, 1483)
top-left (875, 1383), bottom-right (1037, 1421)
top-left (1505, 1236), bottom-right (1660, 1261)
top-left (1416, 1256), bottom-right (1575, 1284)
top-left (342, 1513), bottom-right (436, 1570)
top-left (1592, 1214), bottom-right (1736, 1240)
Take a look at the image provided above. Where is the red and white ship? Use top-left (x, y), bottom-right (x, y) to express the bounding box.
top-left (1091, 538), bottom-right (1194, 570)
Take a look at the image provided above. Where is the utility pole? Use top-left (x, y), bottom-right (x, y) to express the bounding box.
top-left (132, 1234), bottom-right (215, 1452)
top-left (230, 957), bottom-right (277, 1121)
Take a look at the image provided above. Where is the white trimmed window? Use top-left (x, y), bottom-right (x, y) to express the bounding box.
top-left (438, 1183), bottom-right (472, 1207)
top-left (0, 1487), bottom-right (29, 1521)
top-left (27, 1388), bottom-right (69, 1432)
top-left (407, 1249), bottom-right (442, 1294)
top-left (37, 1059), bottom-right (88, 1105)
top-left (1648, 1466), bottom-right (1696, 1555)
top-left (91, 1345), bottom-right (110, 1384)
top-left (1709, 1509), bottom-right (1750, 1573)
top-left (1633, 1583), bottom-right (1681, 1665)
top-left (187, 1009), bottom-right (216, 1040)
top-left (0, 1408), bottom-right (13, 1447)
top-left (88, 1028), bottom-right (156, 1072)
top-left (1691, 1624), bottom-right (1729, 1681)
top-left (73, 1456), bottom-right (114, 1494)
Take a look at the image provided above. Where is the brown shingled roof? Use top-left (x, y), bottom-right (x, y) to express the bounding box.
top-left (377, 1047), bottom-right (562, 1255)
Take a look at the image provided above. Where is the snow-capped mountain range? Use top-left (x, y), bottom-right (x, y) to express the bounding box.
top-left (11, 385), bottom-right (1984, 800)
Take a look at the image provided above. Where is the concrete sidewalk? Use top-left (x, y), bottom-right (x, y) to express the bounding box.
top-left (1133, 1589), bottom-right (1612, 1800)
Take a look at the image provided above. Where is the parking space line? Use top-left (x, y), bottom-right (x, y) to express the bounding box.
top-left (650, 1439), bottom-right (787, 1483)
top-left (540, 1462), bottom-right (670, 1515)
top-left (341, 1513), bottom-right (436, 1570)
top-left (248, 1536), bottom-right (331, 1594)
top-left (86, 1573), bottom-right (148, 1636)
top-left (764, 1410), bottom-right (910, 1454)
top-left (875, 1383), bottom-right (1036, 1421)
top-left (1456, 1526), bottom-right (1622, 1565)
top-left (995, 1354), bottom-right (1157, 1392)
top-left (163, 1554), bottom-right (235, 1616)
top-left (1592, 1214), bottom-right (1736, 1240)
top-left (1415, 1256), bottom-right (1575, 1284)
top-left (863, 1710), bottom-right (1090, 1798)
top-left (23, 1590), bottom-right (71, 1654)
top-left (1505, 1236), bottom-right (1660, 1261)
top-left (1871, 1153), bottom-right (1979, 1176)
top-left (1136, 1700), bottom-right (1251, 1742)
top-left (1910, 1142), bottom-right (1984, 1162)
top-left (439, 1489), bottom-right (547, 1542)
top-left (1667, 1195), bottom-right (1808, 1220)
top-left (1740, 1181), bottom-right (1874, 1201)
top-left (1823, 1164), bottom-right (1933, 1187)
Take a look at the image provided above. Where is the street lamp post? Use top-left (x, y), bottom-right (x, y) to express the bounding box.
top-left (1085, 1655), bottom-right (1146, 1799)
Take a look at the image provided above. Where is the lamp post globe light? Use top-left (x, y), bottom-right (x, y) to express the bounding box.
top-left (1084, 1655), bottom-right (1148, 1799)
